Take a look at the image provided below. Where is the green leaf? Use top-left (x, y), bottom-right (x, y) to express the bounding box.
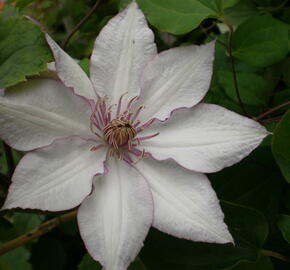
top-left (15, 0), bottom-right (34, 10)
top-left (79, 58), bottom-right (90, 76)
top-left (210, 150), bottom-right (283, 222)
top-left (0, 142), bottom-right (8, 175)
top-left (142, 202), bottom-right (267, 270)
top-left (232, 15), bottom-right (289, 67)
top-left (272, 111), bottom-right (290, 183)
top-left (0, 18), bottom-right (53, 88)
top-left (0, 2), bottom-right (19, 20)
top-left (137, 0), bottom-right (239, 34)
top-left (272, 89), bottom-right (290, 111)
top-left (264, 62), bottom-right (284, 91)
top-left (119, 0), bottom-right (133, 10)
top-left (277, 214), bottom-right (290, 244)
top-left (142, 233), bottom-right (256, 270)
top-left (282, 57), bottom-right (290, 88)
top-left (78, 254), bottom-right (146, 270)
top-left (30, 238), bottom-right (66, 270)
top-left (226, 256), bottom-right (273, 270)
top-left (218, 71), bottom-right (269, 106)
top-left (224, 0), bottom-right (259, 27)
top-left (128, 257), bottom-right (147, 270)
top-left (222, 202), bottom-right (268, 248)
top-left (0, 247), bottom-right (32, 270)
top-left (12, 212), bottom-right (44, 235)
top-left (78, 254), bottom-right (101, 270)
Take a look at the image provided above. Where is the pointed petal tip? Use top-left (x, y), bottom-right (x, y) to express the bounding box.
top-left (218, 231), bottom-right (235, 245)
top-left (78, 159), bottom-right (153, 270)
top-left (128, 0), bottom-right (138, 9)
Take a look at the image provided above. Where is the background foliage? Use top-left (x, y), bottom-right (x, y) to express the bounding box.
top-left (0, 0), bottom-right (290, 269)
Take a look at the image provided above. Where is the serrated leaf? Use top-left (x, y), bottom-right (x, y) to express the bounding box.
top-left (272, 111), bottom-right (290, 183)
top-left (0, 18), bottom-right (53, 88)
top-left (277, 214), bottom-right (290, 244)
top-left (232, 15), bottom-right (289, 67)
top-left (218, 71), bottom-right (269, 106)
top-left (137, 0), bottom-right (239, 34)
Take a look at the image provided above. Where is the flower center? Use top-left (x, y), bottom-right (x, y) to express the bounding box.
top-left (103, 119), bottom-right (137, 149)
top-left (90, 95), bottom-right (159, 162)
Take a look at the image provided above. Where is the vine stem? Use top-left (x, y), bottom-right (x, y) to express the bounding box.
top-left (254, 101), bottom-right (290, 121)
top-left (62, 0), bottom-right (102, 49)
top-left (259, 116), bottom-right (282, 124)
top-left (261, 249), bottom-right (290, 263)
top-left (223, 20), bottom-right (248, 116)
top-left (0, 210), bottom-right (77, 256)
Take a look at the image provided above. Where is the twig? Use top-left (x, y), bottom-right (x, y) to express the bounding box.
top-left (3, 143), bottom-right (14, 177)
top-left (62, 0), bottom-right (102, 49)
top-left (223, 20), bottom-right (248, 116)
top-left (258, 0), bottom-right (289, 13)
top-left (0, 210), bottom-right (77, 255)
top-left (261, 249), bottom-right (290, 263)
top-left (254, 101), bottom-right (290, 121)
top-left (259, 116), bottom-right (282, 124)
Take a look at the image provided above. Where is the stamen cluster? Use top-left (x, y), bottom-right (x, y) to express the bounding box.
top-left (103, 119), bottom-right (137, 149)
top-left (90, 94), bottom-right (158, 163)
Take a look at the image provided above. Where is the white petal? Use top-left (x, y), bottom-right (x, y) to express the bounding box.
top-left (0, 79), bottom-right (93, 151)
top-left (135, 158), bottom-right (233, 243)
top-left (141, 104), bottom-right (268, 173)
top-left (3, 137), bottom-right (106, 211)
top-left (78, 158), bottom-right (153, 270)
top-left (45, 34), bottom-right (97, 100)
top-left (138, 42), bottom-right (215, 122)
top-left (90, 1), bottom-right (157, 105)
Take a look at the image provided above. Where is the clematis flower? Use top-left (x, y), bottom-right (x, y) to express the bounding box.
top-left (0, 2), bottom-right (268, 269)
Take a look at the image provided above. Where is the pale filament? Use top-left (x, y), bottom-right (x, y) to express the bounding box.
top-left (90, 93), bottom-right (158, 163)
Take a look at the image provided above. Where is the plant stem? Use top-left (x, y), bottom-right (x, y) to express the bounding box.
top-left (261, 249), bottom-right (290, 263)
top-left (254, 101), bottom-right (290, 121)
top-left (260, 116), bottom-right (282, 124)
top-left (223, 20), bottom-right (248, 116)
top-left (62, 0), bottom-right (102, 49)
top-left (3, 143), bottom-right (14, 177)
top-left (0, 210), bottom-right (77, 255)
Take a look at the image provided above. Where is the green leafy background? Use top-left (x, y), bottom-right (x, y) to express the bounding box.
top-left (0, 0), bottom-right (290, 269)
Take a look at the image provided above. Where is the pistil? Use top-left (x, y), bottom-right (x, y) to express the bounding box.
top-left (90, 94), bottom-right (158, 163)
top-left (103, 119), bottom-right (137, 149)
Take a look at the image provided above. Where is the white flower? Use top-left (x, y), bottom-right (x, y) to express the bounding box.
top-left (0, 2), bottom-right (268, 269)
